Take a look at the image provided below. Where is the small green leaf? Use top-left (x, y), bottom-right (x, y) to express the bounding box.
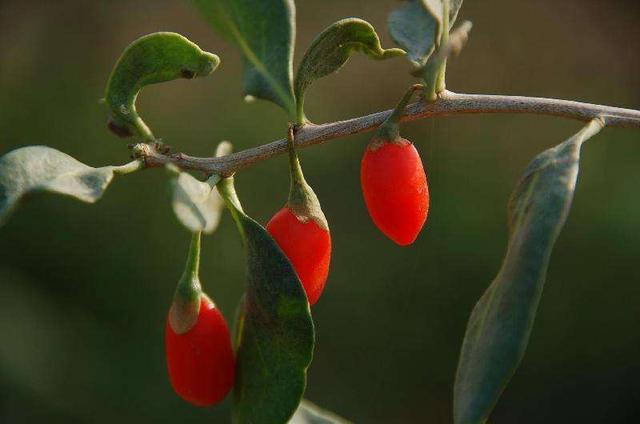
top-left (423, 0), bottom-right (465, 26)
top-left (168, 141), bottom-right (230, 234)
top-left (389, 1), bottom-right (439, 63)
top-left (105, 32), bottom-right (220, 141)
top-left (192, 0), bottom-right (296, 118)
top-left (217, 177), bottom-right (314, 424)
top-left (453, 119), bottom-right (605, 424)
top-left (289, 400), bottom-right (352, 424)
top-left (169, 170), bottom-right (224, 234)
top-left (294, 18), bottom-right (404, 123)
top-left (388, 0), bottom-right (464, 64)
top-left (0, 146), bottom-right (129, 227)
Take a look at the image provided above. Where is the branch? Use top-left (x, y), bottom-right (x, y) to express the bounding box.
top-left (137, 90), bottom-right (640, 176)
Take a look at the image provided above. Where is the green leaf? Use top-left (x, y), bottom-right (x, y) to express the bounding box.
top-left (168, 141), bottom-right (231, 234)
top-left (423, 0), bottom-right (465, 26)
top-left (453, 119), bottom-right (605, 424)
top-left (388, 0), bottom-right (464, 64)
top-left (294, 18), bottom-right (404, 123)
top-left (192, 0), bottom-right (296, 118)
top-left (217, 177), bottom-right (314, 424)
top-left (169, 170), bottom-right (224, 234)
top-left (0, 146), bottom-right (130, 227)
top-left (105, 32), bottom-right (220, 141)
top-left (389, 1), bottom-right (439, 63)
top-left (289, 400), bottom-right (352, 424)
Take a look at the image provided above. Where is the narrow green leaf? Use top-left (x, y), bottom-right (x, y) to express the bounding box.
top-left (218, 177), bottom-right (314, 424)
top-left (388, 0), bottom-right (464, 64)
top-left (192, 0), bottom-right (296, 118)
top-left (0, 146), bottom-right (133, 227)
top-left (294, 18), bottom-right (404, 123)
top-left (453, 119), bottom-right (605, 424)
top-left (289, 400), bottom-right (352, 424)
top-left (105, 32), bottom-right (219, 141)
top-left (169, 170), bottom-right (224, 234)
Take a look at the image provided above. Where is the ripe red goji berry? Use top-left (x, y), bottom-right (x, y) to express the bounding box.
top-left (360, 84), bottom-right (429, 245)
top-left (361, 138), bottom-right (429, 245)
top-left (166, 296), bottom-right (235, 407)
top-left (165, 233), bottom-right (235, 406)
top-left (267, 127), bottom-right (331, 305)
top-left (267, 206), bottom-right (331, 305)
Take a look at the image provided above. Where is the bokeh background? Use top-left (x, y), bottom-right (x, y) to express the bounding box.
top-left (1, 0), bottom-right (640, 422)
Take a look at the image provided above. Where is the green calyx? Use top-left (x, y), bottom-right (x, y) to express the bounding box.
top-left (370, 84), bottom-right (424, 149)
top-left (168, 231), bottom-right (203, 334)
top-left (286, 127), bottom-right (329, 230)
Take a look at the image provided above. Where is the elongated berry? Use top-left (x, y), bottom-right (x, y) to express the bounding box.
top-left (267, 127), bottom-right (331, 305)
top-left (361, 139), bottom-right (429, 246)
top-left (166, 296), bottom-right (235, 406)
top-left (267, 206), bottom-right (331, 305)
top-left (165, 233), bottom-right (235, 406)
top-left (361, 85), bottom-right (429, 245)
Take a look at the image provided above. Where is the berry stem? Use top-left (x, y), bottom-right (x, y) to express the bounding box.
top-left (217, 176), bottom-right (247, 243)
top-left (287, 126), bottom-right (311, 205)
top-left (376, 84), bottom-right (424, 142)
top-left (183, 231), bottom-right (201, 281)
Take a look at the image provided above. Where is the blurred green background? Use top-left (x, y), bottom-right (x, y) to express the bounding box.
top-left (1, 0), bottom-right (640, 422)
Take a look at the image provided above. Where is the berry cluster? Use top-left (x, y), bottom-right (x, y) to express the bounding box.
top-left (165, 87), bottom-right (429, 407)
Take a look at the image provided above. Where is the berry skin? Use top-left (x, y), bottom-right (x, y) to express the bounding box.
top-left (361, 138), bottom-right (429, 246)
top-left (267, 207), bottom-right (331, 305)
top-left (165, 297), bottom-right (235, 407)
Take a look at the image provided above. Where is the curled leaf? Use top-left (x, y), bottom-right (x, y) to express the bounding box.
top-left (217, 177), bottom-right (314, 424)
top-left (294, 18), bottom-right (404, 122)
top-left (192, 0), bottom-right (296, 118)
top-left (453, 119), bottom-right (605, 424)
top-left (0, 146), bottom-right (130, 227)
top-left (105, 32), bottom-right (219, 140)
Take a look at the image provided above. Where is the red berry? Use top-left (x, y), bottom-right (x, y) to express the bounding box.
top-left (361, 138), bottom-right (429, 246)
top-left (267, 207), bottom-right (331, 305)
top-left (165, 297), bottom-right (235, 407)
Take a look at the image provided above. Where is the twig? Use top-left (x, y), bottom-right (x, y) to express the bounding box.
top-left (137, 90), bottom-right (640, 176)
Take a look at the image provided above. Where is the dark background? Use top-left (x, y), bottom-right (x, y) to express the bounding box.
top-left (1, 0), bottom-right (640, 422)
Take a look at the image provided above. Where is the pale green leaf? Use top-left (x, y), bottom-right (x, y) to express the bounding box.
top-left (389, 1), bottom-right (439, 63)
top-left (453, 119), bottom-right (605, 424)
top-left (422, 0), bottom-right (465, 25)
top-left (289, 400), bottom-right (352, 424)
top-left (168, 141), bottom-right (230, 234)
top-left (388, 0), bottom-right (465, 64)
top-left (294, 18), bottom-right (404, 122)
top-left (192, 0), bottom-right (296, 117)
top-left (0, 146), bottom-right (119, 227)
top-left (170, 171), bottom-right (224, 234)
